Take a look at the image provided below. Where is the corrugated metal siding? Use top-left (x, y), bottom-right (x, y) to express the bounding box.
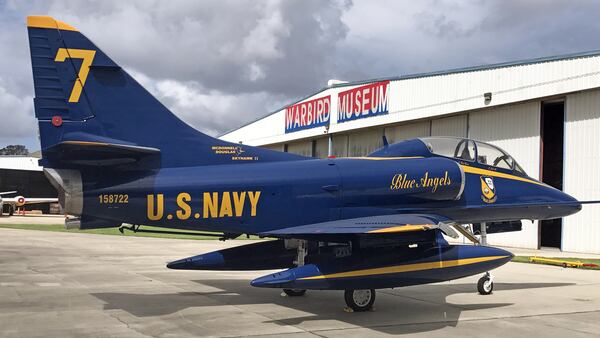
top-left (431, 115), bottom-right (467, 137)
top-left (563, 90), bottom-right (600, 254)
top-left (262, 143), bottom-right (284, 152)
top-left (384, 121), bottom-right (431, 143)
top-left (468, 101), bottom-right (541, 249)
top-left (286, 141), bottom-right (312, 157)
top-left (348, 128), bottom-right (384, 156)
top-left (332, 134), bottom-right (349, 157)
top-left (223, 54), bottom-right (600, 146)
top-left (314, 137), bottom-right (329, 158)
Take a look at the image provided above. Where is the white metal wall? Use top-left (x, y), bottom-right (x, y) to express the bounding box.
top-left (431, 115), bottom-right (468, 137)
top-left (286, 140), bottom-right (312, 157)
top-left (332, 134), bottom-right (349, 157)
top-left (384, 121), bottom-right (431, 143)
top-left (563, 90), bottom-right (600, 254)
top-left (223, 54), bottom-right (600, 147)
top-left (263, 143), bottom-right (284, 152)
top-left (348, 128), bottom-right (384, 156)
top-left (314, 137), bottom-right (329, 158)
top-left (468, 101), bottom-right (541, 249)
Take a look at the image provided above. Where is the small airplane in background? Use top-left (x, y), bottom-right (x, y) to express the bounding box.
top-left (25, 16), bottom-right (599, 311)
top-left (0, 191), bottom-right (58, 216)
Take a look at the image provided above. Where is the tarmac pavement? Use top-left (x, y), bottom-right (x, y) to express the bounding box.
top-left (0, 227), bottom-right (599, 337)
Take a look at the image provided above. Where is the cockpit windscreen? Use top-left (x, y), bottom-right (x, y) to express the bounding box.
top-left (420, 137), bottom-right (527, 175)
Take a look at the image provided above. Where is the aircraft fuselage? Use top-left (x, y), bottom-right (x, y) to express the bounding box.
top-left (80, 156), bottom-right (579, 234)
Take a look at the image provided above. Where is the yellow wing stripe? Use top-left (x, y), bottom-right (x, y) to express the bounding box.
top-left (345, 156), bottom-right (424, 161)
top-left (461, 165), bottom-right (545, 186)
top-left (368, 224), bottom-right (433, 233)
top-left (62, 141), bottom-right (110, 146)
top-left (299, 255), bottom-right (509, 280)
top-left (27, 16), bottom-right (78, 31)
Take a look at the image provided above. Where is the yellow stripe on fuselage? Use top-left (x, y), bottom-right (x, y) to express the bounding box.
top-left (299, 255), bottom-right (509, 280)
top-left (460, 165), bottom-right (545, 186)
top-left (368, 224), bottom-right (433, 233)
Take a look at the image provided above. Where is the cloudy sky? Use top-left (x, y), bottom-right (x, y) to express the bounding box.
top-left (2, 0), bottom-right (600, 151)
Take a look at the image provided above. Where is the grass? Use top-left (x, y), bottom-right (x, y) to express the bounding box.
top-left (0, 223), bottom-right (261, 240)
top-left (512, 255), bottom-right (600, 270)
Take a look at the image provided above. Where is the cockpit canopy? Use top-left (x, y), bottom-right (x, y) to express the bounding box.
top-left (419, 137), bottom-right (526, 175)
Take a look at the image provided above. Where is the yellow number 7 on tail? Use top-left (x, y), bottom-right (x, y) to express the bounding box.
top-left (54, 48), bottom-right (96, 103)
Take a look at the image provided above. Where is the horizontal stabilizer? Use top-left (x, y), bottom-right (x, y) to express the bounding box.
top-left (42, 139), bottom-right (160, 168)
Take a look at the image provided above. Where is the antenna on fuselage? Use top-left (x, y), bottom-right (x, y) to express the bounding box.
top-left (382, 135), bottom-right (389, 148)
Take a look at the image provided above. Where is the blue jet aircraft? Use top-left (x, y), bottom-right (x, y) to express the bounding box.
top-left (26, 16), bottom-right (594, 311)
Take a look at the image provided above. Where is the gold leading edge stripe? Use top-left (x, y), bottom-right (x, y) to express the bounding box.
top-left (368, 224), bottom-right (433, 233)
top-left (299, 256), bottom-right (509, 280)
top-left (460, 165), bottom-right (545, 186)
top-left (345, 156), bottom-right (424, 160)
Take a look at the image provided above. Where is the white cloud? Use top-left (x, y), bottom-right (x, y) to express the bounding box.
top-left (4, 0), bottom-right (600, 150)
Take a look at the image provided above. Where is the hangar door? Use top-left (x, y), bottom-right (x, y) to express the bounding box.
top-left (469, 101), bottom-right (541, 249)
top-left (384, 121), bottom-right (430, 143)
top-left (431, 115), bottom-right (467, 137)
top-left (348, 128), bottom-right (385, 156)
top-left (286, 140), bottom-right (312, 157)
top-left (563, 90), bottom-right (600, 254)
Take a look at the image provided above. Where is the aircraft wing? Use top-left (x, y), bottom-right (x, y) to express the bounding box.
top-left (3, 198), bottom-right (58, 205)
top-left (259, 214), bottom-right (457, 239)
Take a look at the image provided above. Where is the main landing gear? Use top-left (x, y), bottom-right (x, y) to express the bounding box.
top-left (477, 272), bottom-right (494, 295)
top-left (344, 289), bottom-right (376, 312)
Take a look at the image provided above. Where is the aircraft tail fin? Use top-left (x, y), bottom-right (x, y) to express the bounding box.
top-left (27, 16), bottom-right (304, 169)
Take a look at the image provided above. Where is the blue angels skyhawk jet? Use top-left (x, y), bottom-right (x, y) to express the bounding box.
top-left (26, 16), bottom-right (592, 311)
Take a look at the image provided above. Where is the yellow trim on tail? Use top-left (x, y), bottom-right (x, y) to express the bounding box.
top-left (27, 16), bottom-right (78, 32)
top-left (299, 255), bottom-right (509, 280)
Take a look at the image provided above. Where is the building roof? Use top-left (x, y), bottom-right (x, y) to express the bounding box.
top-left (0, 156), bottom-right (43, 172)
top-left (220, 49), bottom-right (600, 137)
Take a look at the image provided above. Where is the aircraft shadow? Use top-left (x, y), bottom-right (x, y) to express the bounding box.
top-left (92, 280), bottom-right (572, 335)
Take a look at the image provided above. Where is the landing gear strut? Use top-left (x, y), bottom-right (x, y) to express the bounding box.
top-left (282, 240), bottom-right (308, 297)
top-left (477, 272), bottom-right (494, 295)
top-left (344, 289), bottom-right (376, 312)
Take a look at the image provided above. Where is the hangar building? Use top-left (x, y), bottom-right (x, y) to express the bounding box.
top-left (0, 156), bottom-right (58, 214)
top-left (221, 51), bottom-right (600, 254)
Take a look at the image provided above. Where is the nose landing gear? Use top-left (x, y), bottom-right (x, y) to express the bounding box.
top-left (477, 272), bottom-right (494, 295)
top-left (282, 289), bottom-right (307, 297)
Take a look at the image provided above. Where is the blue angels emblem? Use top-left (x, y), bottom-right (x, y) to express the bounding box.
top-left (480, 176), bottom-right (497, 203)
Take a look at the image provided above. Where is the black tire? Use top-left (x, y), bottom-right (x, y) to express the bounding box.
top-left (8, 205), bottom-right (14, 216)
top-left (283, 289), bottom-right (306, 297)
top-left (477, 276), bottom-right (493, 295)
top-left (344, 289), bottom-right (375, 312)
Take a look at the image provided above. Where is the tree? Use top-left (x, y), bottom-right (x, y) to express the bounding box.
top-left (0, 145), bottom-right (29, 156)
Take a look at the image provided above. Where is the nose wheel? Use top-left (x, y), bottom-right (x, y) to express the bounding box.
top-left (282, 289), bottom-right (306, 297)
top-left (344, 289), bottom-right (376, 312)
top-left (477, 272), bottom-right (494, 295)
